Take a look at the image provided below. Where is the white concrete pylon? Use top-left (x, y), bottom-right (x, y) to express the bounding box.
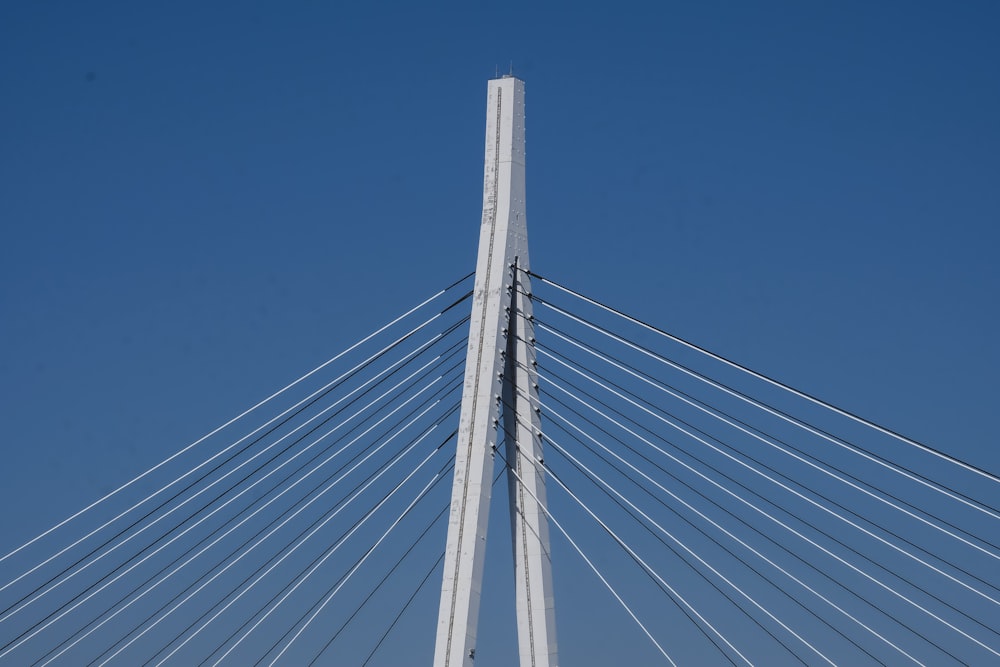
top-left (433, 76), bottom-right (557, 667)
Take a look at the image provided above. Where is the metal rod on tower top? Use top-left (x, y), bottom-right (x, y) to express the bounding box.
top-left (432, 76), bottom-right (557, 667)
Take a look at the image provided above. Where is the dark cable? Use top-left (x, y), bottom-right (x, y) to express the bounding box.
top-left (19, 333), bottom-right (470, 663)
top-left (354, 466), bottom-right (508, 667)
top-left (493, 434), bottom-right (740, 667)
top-left (533, 362), bottom-right (971, 663)
top-left (73, 354), bottom-right (469, 666)
top-left (257, 456), bottom-right (456, 664)
top-left (534, 313), bottom-right (1000, 557)
top-left (117, 389), bottom-right (464, 666)
top-left (529, 321), bottom-right (1000, 591)
top-left (361, 552), bottom-right (444, 666)
top-left (270, 459), bottom-right (455, 666)
top-left (534, 347), bottom-right (999, 637)
top-left (539, 377), bottom-right (967, 658)
top-left (496, 393), bottom-right (814, 665)
top-left (523, 269), bottom-right (1000, 486)
top-left (0, 290), bottom-right (474, 634)
top-left (197, 406), bottom-right (462, 666)
top-left (543, 407), bottom-right (879, 665)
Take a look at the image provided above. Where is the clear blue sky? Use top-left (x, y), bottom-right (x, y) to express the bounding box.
top-left (2, 2), bottom-right (998, 665)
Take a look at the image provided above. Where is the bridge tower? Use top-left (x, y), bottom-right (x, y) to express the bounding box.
top-left (433, 76), bottom-right (558, 667)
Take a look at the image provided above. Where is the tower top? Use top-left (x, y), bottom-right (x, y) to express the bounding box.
top-left (493, 61), bottom-right (518, 80)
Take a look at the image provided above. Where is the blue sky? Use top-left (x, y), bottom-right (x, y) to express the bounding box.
top-left (2, 2), bottom-right (998, 664)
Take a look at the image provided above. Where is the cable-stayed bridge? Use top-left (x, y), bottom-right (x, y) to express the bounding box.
top-left (1, 78), bottom-right (998, 666)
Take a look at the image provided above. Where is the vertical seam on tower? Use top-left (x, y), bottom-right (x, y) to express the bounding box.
top-left (512, 268), bottom-right (538, 666)
top-left (444, 85), bottom-right (504, 666)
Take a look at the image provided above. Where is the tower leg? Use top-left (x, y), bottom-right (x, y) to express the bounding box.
top-left (432, 76), bottom-right (557, 667)
top-left (503, 267), bottom-right (558, 667)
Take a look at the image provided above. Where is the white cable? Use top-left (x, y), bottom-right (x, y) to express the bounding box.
top-left (0, 283), bottom-right (463, 569)
top-left (537, 397), bottom-right (923, 666)
top-left (508, 445), bottom-right (756, 667)
top-left (540, 365), bottom-right (1000, 658)
top-left (538, 326), bottom-right (1000, 570)
top-left (205, 423), bottom-right (450, 667)
top-left (147, 401), bottom-right (452, 667)
top-left (266, 458), bottom-right (450, 666)
top-left (539, 347), bottom-right (1000, 613)
top-left (0, 306), bottom-right (460, 600)
top-left (95, 392), bottom-right (460, 667)
top-left (535, 275), bottom-right (1000, 487)
top-left (534, 294), bottom-right (1000, 521)
top-left (503, 460), bottom-right (678, 666)
top-left (2, 340), bottom-right (462, 628)
top-left (541, 427), bottom-right (836, 666)
top-left (29, 369), bottom-right (462, 666)
top-left (538, 322), bottom-right (1000, 564)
